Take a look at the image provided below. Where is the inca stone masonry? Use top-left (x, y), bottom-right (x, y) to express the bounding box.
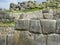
top-left (0, 1), bottom-right (60, 45)
top-left (0, 10), bottom-right (60, 45)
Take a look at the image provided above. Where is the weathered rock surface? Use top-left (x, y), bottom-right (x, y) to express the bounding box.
top-left (56, 19), bottom-right (60, 33)
top-left (24, 11), bottom-right (43, 20)
top-left (29, 20), bottom-right (42, 34)
top-left (47, 34), bottom-right (60, 45)
top-left (34, 34), bottom-right (47, 45)
top-left (6, 34), bottom-right (13, 45)
top-left (42, 8), bottom-right (49, 13)
top-left (0, 34), bottom-right (6, 45)
top-left (13, 31), bottom-right (34, 45)
top-left (0, 11), bottom-right (14, 22)
top-left (40, 19), bottom-right (56, 34)
top-left (0, 26), bottom-right (14, 33)
top-left (43, 13), bottom-right (53, 19)
top-left (53, 14), bottom-right (60, 19)
top-left (15, 19), bottom-right (29, 30)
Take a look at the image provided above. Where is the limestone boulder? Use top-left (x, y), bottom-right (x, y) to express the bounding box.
top-left (7, 34), bottom-right (13, 45)
top-left (0, 34), bottom-right (6, 45)
top-left (13, 31), bottom-right (34, 45)
top-left (47, 34), bottom-right (60, 45)
top-left (15, 19), bottom-right (29, 31)
top-left (29, 20), bottom-right (42, 34)
top-left (42, 8), bottom-right (49, 13)
top-left (56, 19), bottom-right (60, 34)
top-left (53, 13), bottom-right (60, 19)
top-left (34, 34), bottom-right (47, 45)
top-left (43, 13), bottom-right (53, 19)
top-left (40, 19), bottom-right (56, 34)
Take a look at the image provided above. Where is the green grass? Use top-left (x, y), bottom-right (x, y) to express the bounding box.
top-left (32, 3), bottom-right (36, 7)
top-left (23, 8), bottom-right (43, 12)
top-left (5, 8), bottom-right (43, 13)
top-left (42, 3), bottom-right (47, 7)
top-left (0, 22), bottom-right (16, 26)
top-left (42, 2), bottom-right (60, 7)
top-left (5, 10), bottom-right (13, 12)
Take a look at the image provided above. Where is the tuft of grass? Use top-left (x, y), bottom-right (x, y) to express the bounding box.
top-left (5, 10), bottom-right (13, 12)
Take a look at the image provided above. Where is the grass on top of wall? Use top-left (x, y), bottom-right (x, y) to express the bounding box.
top-left (5, 8), bottom-right (43, 13)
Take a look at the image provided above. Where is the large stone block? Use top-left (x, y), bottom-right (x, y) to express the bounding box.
top-left (24, 11), bottom-right (43, 19)
top-left (53, 14), bottom-right (60, 19)
top-left (56, 19), bottom-right (60, 34)
top-left (29, 20), bottom-right (42, 34)
top-left (7, 34), bottom-right (13, 45)
top-left (0, 34), bottom-right (6, 45)
top-left (34, 11), bottom-right (43, 19)
top-left (19, 14), bottom-right (24, 19)
top-left (57, 8), bottom-right (60, 13)
top-left (53, 15), bottom-right (59, 19)
top-left (42, 9), bottom-right (49, 13)
top-left (25, 12), bottom-right (37, 19)
top-left (15, 19), bottom-right (29, 31)
top-left (40, 19), bottom-right (56, 34)
top-left (34, 34), bottom-right (47, 45)
top-left (13, 31), bottom-right (34, 45)
top-left (47, 34), bottom-right (60, 45)
top-left (43, 13), bottom-right (53, 19)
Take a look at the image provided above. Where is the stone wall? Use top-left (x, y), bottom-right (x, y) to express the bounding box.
top-left (1, 8), bottom-right (60, 45)
top-left (0, 26), bottom-right (15, 45)
top-left (1, 19), bottom-right (60, 45)
top-left (0, 9), bottom-right (59, 45)
top-left (9, 11), bottom-right (43, 20)
top-left (14, 18), bottom-right (60, 45)
top-left (0, 11), bottom-right (14, 22)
